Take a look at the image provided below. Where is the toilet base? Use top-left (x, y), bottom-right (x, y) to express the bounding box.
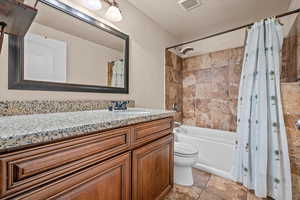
top-left (174, 165), bottom-right (193, 186)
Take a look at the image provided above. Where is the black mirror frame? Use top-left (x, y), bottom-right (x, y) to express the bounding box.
top-left (8, 0), bottom-right (129, 94)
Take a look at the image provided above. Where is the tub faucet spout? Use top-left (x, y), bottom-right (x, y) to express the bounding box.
top-left (174, 121), bottom-right (182, 128)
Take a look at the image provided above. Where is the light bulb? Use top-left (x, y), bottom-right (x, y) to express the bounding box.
top-left (105, 5), bottom-right (123, 22)
top-left (80, 0), bottom-right (102, 10)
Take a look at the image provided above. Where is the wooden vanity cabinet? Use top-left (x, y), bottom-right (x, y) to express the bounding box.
top-left (132, 135), bottom-right (174, 200)
top-left (0, 117), bottom-right (174, 200)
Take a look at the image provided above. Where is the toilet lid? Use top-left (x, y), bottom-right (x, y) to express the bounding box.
top-left (174, 142), bottom-right (198, 155)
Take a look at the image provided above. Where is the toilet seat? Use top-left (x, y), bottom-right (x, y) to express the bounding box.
top-left (174, 142), bottom-right (198, 157)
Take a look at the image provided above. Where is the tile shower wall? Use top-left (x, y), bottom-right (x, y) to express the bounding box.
top-left (181, 47), bottom-right (243, 131)
top-left (282, 82), bottom-right (300, 200)
top-left (282, 13), bottom-right (300, 82)
top-left (165, 50), bottom-right (183, 122)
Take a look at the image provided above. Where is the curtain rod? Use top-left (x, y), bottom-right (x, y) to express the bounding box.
top-left (166, 8), bottom-right (300, 50)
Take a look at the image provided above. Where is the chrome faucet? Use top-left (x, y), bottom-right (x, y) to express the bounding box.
top-left (174, 121), bottom-right (182, 128)
top-left (110, 101), bottom-right (129, 111)
top-left (172, 103), bottom-right (179, 112)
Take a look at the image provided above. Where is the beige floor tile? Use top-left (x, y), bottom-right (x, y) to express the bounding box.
top-left (192, 168), bottom-right (211, 189)
top-left (199, 190), bottom-right (226, 200)
top-left (164, 184), bottom-right (203, 200)
top-left (164, 170), bottom-right (274, 200)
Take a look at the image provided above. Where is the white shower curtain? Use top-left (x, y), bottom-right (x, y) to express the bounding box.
top-left (112, 60), bottom-right (124, 88)
top-left (231, 18), bottom-right (292, 200)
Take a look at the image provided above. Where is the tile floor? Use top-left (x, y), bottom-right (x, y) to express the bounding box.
top-left (164, 168), bottom-right (271, 200)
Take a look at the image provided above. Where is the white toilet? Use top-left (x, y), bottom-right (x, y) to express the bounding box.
top-left (174, 142), bottom-right (198, 186)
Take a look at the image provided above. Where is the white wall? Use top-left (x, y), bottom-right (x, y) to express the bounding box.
top-left (0, 0), bottom-right (177, 109)
top-left (282, 0), bottom-right (300, 37)
top-left (289, 0), bottom-right (300, 11)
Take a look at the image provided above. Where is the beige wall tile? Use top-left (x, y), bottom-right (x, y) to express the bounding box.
top-left (181, 47), bottom-right (242, 131)
top-left (165, 50), bottom-right (183, 122)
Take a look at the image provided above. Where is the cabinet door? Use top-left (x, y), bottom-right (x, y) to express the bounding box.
top-left (132, 135), bottom-right (174, 200)
top-left (16, 152), bottom-right (131, 200)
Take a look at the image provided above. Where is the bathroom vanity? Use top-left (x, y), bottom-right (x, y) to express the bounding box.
top-left (0, 109), bottom-right (174, 200)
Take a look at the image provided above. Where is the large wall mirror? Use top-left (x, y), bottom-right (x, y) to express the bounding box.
top-left (8, 0), bottom-right (129, 93)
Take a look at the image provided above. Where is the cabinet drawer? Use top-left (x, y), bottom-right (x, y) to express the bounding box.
top-left (0, 127), bottom-right (131, 199)
top-left (14, 152), bottom-right (131, 200)
top-left (132, 118), bottom-right (172, 147)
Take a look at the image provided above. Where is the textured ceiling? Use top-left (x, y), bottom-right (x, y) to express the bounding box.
top-left (127, 0), bottom-right (292, 41)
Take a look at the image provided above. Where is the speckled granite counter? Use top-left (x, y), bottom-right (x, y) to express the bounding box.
top-left (0, 108), bottom-right (174, 152)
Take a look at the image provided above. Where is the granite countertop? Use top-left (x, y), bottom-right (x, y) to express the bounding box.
top-left (0, 108), bottom-right (174, 152)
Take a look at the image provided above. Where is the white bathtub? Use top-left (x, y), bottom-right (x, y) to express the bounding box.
top-left (175, 125), bottom-right (236, 180)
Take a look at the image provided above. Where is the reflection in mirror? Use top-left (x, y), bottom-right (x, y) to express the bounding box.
top-left (23, 0), bottom-right (126, 88)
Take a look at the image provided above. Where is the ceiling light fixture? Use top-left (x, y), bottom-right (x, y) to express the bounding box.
top-left (80, 0), bottom-right (102, 10)
top-left (105, 6), bottom-right (122, 22)
top-left (80, 0), bottom-right (123, 22)
top-left (103, 0), bottom-right (123, 22)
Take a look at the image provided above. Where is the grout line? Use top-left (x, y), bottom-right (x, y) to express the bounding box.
top-left (197, 173), bottom-right (212, 200)
top-left (205, 174), bottom-right (212, 188)
top-left (197, 188), bottom-right (205, 200)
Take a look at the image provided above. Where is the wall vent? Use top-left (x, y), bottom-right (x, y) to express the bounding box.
top-left (178, 0), bottom-right (201, 11)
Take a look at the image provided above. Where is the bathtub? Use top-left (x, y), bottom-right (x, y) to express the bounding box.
top-left (174, 125), bottom-right (236, 180)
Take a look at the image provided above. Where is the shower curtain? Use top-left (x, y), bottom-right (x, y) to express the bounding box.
top-left (231, 18), bottom-right (292, 200)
